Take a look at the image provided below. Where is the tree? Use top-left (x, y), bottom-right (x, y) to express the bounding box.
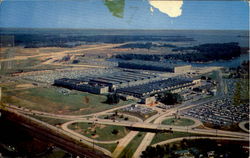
top-left (158, 92), bottom-right (182, 105)
top-left (201, 76), bottom-right (206, 80)
top-left (112, 129), bottom-right (119, 135)
top-left (233, 80), bottom-right (241, 106)
top-left (105, 93), bottom-right (120, 104)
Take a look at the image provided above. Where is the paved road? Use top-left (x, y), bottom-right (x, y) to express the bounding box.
top-left (151, 136), bottom-right (249, 147)
top-left (131, 96), bottom-right (247, 158)
top-left (1, 107), bottom-right (112, 157)
top-left (239, 121), bottom-right (249, 133)
top-left (61, 121), bottom-right (121, 144)
top-left (111, 106), bottom-right (168, 158)
top-left (133, 132), bottom-right (155, 158)
top-left (5, 103), bottom-right (134, 120)
top-left (3, 96), bottom-right (249, 158)
top-left (112, 131), bottom-right (139, 158)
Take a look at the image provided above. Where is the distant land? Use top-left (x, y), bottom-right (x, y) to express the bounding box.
top-left (0, 28), bottom-right (249, 48)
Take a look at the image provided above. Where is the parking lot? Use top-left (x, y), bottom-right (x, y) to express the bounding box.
top-left (182, 97), bottom-right (249, 126)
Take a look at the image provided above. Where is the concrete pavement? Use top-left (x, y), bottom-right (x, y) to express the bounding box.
top-left (112, 131), bottom-right (139, 158)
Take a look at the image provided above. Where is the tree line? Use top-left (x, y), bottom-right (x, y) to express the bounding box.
top-left (116, 42), bottom-right (241, 62)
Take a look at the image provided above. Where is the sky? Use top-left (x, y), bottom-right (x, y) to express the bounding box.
top-left (0, 0), bottom-right (249, 30)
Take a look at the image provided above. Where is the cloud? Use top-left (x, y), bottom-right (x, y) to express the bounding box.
top-left (148, 0), bottom-right (183, 18)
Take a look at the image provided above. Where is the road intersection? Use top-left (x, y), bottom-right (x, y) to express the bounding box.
top-left (2, 96), bottom-right (249, 158)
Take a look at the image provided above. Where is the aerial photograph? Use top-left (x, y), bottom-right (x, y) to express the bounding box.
top-left (0, 0), bottom-right (249, 158)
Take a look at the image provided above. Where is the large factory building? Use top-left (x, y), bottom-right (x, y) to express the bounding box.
top-left (54, 70), bottom-right (161, 94)
top-left (116, 78), bottom-right (196, 98)
top-left (118, 60), bottom-right (191, 73)
top-left (54, 78), bottom-right (109, 94)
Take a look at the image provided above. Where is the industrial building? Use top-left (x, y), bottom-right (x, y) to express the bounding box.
top-left (54, 78), bottom-right (109, 94)
top-left (54, 69), bottom-right (197, 100)
top-left (116, 78), bottom-right (196, 98)
top-left (88, 70), bottom-right (160, 90)
top-left (174, 65), bottom-right (192, 73)
top-left (54, 70), bottom-right (161, 94)
top-left (118, 60), bottom-right (191, 73)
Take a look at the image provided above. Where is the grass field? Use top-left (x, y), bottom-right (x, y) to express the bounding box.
top-left (162, 118), bottom-right (195, 126)
top-left (2, 87), bottom-right (133, 115)
top-left (0, 57), bottom-right (41, 75)
top-left (69, 122), bottom-right (129, 141)
top-left (118, 132), bottom-right (146, 158)
top-left (30, 115), bottom-right (69, 126)
top-left (95, 143), bottom-right (118, 153)
top-left (150, 132), bottom-right (200, 145)
top-left (38, 149), bottom-right (70, 158)
top-left (119, 110), bottom-right (158, 121)
top-left (98, 113), bottom-right (139, 122)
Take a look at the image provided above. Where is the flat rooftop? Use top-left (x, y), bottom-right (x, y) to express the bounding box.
top-left (117, 78), bottom-right (194, 96)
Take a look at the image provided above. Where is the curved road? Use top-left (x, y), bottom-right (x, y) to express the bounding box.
top-left (3, 99), bottom-right (249, 158)
top-left (239, 121), bottom-right (249, 133)
top-left (61, 120), bottom-right (124, 144)
top-left (152, 136), bottom-right (249, 147)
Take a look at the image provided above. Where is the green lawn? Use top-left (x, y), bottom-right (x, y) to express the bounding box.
top-left (162, 118), bottom-right (195, 126)
top-left (2, 87), bottom-right (133, 115)
top-left (119, 110), bottom-right (158, 121)
top-left (30, 115), bottom-right (69, 126)
top-left (98, 113), bottom-right (139, 122)
top-left (37, 149), bottom-right (69, 158)
top-left (69, 122), bottom-right (129, 141)
top-left (118, 132), bottom-right (146, 158)
top-left (0, 57), bottom-right (41, 75)
top-left (96, 143), bottom-right (118, 153)
top-left (150, 132), bottom-right (203, 145)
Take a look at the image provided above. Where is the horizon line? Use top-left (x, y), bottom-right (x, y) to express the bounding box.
top-left (0, 27), bottom-right (249, 32)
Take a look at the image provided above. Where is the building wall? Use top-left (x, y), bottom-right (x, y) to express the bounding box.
top-left (142, 96), bottom-right (156, 106)
top-left (54, 79), bottom-right (108, 94)
top-left (174, 65), bottom-right (192, 73)
top-left (99, 87), bottom-right (109, 94)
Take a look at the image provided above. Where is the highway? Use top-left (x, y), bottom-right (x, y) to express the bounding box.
top-left (2, 95), bottom-right (249, 158)
top-left (0, 108), bottom-right (111, 158)
top-left (151, 136), bottom-right (249, 147)
top-left (111, 131), bottom-right (139, 158)
top-left (61, 114), bottom-right (248, 158)
top-left (61, 120), bottom-right (203, 137)
top-left (131, 96), bottom-right (248, 158)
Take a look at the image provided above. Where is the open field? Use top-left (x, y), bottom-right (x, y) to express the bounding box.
top-left (162, 118), bottom-right (195, 126)
top-left (30, 115), bottom-right (69, 126)
top-left (95, 143), bottom-right (118, 153)
top-left (2, 87), bottom-right (133, 115)
top-left (150, 132), bottom-right (204, 145)
top-left (37, 148), bottom-right (70, 158)
top-left (118, 110), bottom-right (158, 121)
top-left (68, 122), bottom-right (130, 141)
top-left (0, 57), bottom-right (41, 75)
top-left (118, 132), bottom-right (146, 158)
top-left (0, 44), bottom-right (125, 63)
top-left (98, 113), bottom-right (140, 122)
